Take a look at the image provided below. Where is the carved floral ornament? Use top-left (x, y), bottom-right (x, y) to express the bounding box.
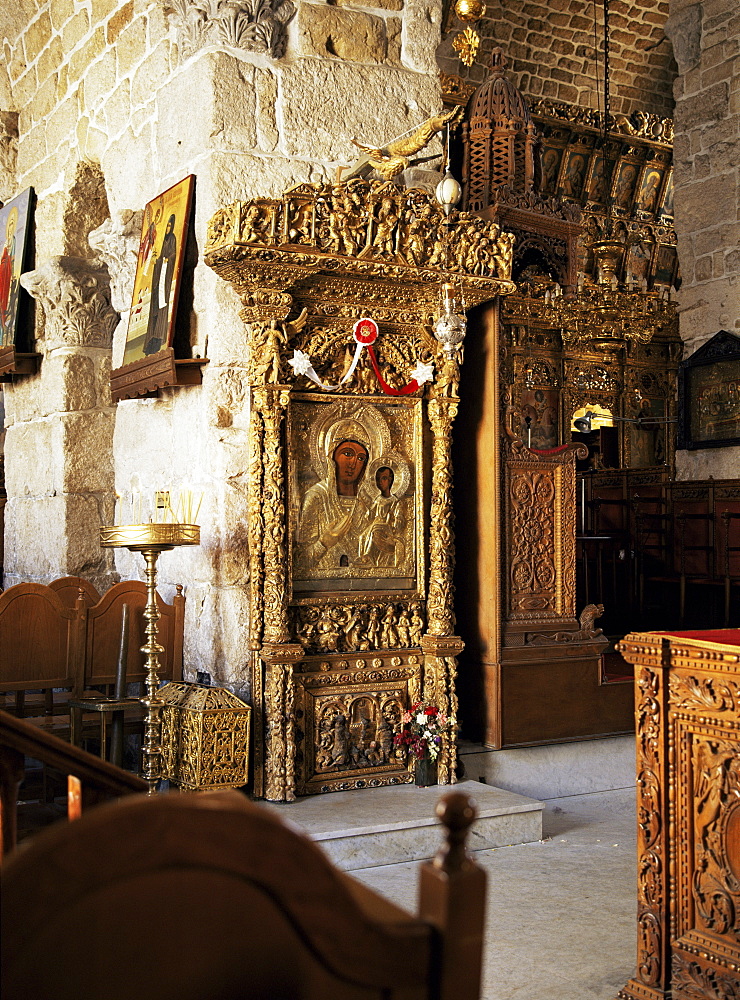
top-left (164, 0), bottom-right (295, 59)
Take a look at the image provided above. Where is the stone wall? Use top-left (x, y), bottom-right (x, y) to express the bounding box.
top-left (439, 0), bottom-right (677, 118)
top-left (0, 0), bottom-right (442, 692)
top-left (666, 0), bottom-right (740, 478)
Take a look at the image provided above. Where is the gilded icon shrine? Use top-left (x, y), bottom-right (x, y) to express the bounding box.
top-left (205, 177), bottom-right (514, 799)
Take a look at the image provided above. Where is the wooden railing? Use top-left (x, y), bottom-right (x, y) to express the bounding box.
top-left (0, 709), bottom-right (147, 861)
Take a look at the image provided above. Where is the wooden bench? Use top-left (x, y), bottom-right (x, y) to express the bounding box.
top-left (1, 787), bottom-right (486, 1000)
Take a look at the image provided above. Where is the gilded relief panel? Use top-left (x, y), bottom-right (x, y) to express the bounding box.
top-left (288, 394), bottom-right (424, 595)
top-left (294, 650), bottom-right (422, 794)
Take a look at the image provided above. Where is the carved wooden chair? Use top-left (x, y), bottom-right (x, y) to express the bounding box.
top-left (631, 498), bottom-right (678, 624)
top-left (70, 580), bottom-right (185, 764)
top-left (1, 789), bottom-right (486, 1000)
top-left (675, 507), bottom-right (719, 625)
top-left (47, 575), bottom-right (101, 608)
top-left (0, 583), bottom-right (86, 725)
top-left (81, 580), bottom-right (184, 694)
top-left (720, 510), bottom-right (740, 626)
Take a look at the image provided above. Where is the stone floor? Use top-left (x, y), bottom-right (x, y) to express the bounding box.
top-left (353, 784), bottom-right (637, 1000)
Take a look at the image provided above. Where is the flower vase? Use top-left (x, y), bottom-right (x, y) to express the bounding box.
top-left (415, 754), bottom-right (438, 787)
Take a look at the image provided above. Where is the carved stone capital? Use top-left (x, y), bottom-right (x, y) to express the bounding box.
top-left (165, 0), bottom-right (295, 60)
top-left (21, 256), bottom-right (119, 350)
top-left (88, 210), bottom-right (144, 314)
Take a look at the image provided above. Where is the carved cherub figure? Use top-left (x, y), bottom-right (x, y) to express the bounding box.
top-left (396, 606), bottom-right (412, 646)
top-left (344, 604), bottom-right (364, 651)
top-left (410, 602), bottom-right (425, 645)
top-left (328, 187), bottom-right (364, 256)
top-left (317, 606), bottom-right (341, 652)
top-left (330, 712), bottom-right (351, 767)
top-left (250, 321), bottom-right (286, 384)
top-left (367, 605), bottom-right (382, 648)
top-left (405, 202), bottom-right (435, 266)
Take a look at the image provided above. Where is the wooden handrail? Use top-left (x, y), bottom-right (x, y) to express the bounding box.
top-left (0, 709), bottom-right (147, 862)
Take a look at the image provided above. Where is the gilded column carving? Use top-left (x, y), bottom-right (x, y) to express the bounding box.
top-left (421, 635), bottom-right (464, 785)
top-left (20, 256), bottom-right (119, 350)
top-left (261, 642), bottom-right (303, 802)
top-left (254, 384), bottom-right (304, 801)
top-left (247, 403), bottom-right (265, 651)
top-left (426, 352), bottom-right (461, 637)
top-left (421, 352), bottom-right (464, 785)
top-left (253, 384), bottom-right (291, 646)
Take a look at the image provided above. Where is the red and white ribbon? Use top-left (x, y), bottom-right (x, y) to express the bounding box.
top-left (288, 317), bottom-right (434, 395)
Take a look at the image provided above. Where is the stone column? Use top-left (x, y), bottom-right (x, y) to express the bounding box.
top-left (0, 112), bottom-right (18, 205)
top-left (666, 0), bottom-right (740, 479)
top-left (3, 256), bottom-right (118, 589)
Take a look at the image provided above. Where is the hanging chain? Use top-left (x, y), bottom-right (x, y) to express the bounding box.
top-left (602, 0), bottom-right (611, 136)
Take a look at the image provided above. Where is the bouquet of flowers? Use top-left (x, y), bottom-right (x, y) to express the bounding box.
top-left (393, 702), bottom-right (455, 761)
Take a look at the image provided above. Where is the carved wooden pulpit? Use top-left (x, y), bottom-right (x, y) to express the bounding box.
top-left (618, 629), bottom-right (740, 1000)
top-left (205, 180), bottom-right (515, 799)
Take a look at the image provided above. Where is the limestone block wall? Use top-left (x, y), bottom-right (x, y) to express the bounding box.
top-left (0, 0), bottom-right (443, 693)
top-left (439, 0), bottom-right (677, 118)
top-left (666, 0), bottom-right (740, 479)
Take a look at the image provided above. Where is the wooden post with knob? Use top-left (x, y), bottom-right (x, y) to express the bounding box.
top-left (418, 791), bottom-right (487, 1000)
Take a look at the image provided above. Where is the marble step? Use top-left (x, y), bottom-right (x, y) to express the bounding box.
top-left (458, 734), bottom-right (636, 801)
top-left (265, 779), bottom-right (543, 871)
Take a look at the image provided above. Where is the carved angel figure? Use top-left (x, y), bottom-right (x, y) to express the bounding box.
top-left (250, 321), bottom-right (286, 384)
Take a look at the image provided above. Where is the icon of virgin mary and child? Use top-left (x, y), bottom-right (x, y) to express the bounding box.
top-left (295, 406), bottom-right (413, 578)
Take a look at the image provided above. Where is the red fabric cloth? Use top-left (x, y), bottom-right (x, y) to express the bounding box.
top-left (530, 444), bottom-right (571, 455)
top-left (656, 628), bottom-right (740, 647)
top-left (0, 246), bottom-right (12, 315)
top-left (366, 345), bottom-right (421, 396)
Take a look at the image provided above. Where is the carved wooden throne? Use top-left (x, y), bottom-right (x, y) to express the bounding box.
top-left (206, 180), bottom-right (514, 799)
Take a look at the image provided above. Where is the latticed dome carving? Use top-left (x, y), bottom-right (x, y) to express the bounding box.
top-left (462, 47), bottom-right (539, 212)
top-left (467, 48), bottom-right (531, 123)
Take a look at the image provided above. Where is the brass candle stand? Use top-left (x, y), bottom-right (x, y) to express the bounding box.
top-left (100, 523), bottom-right (200, 793)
